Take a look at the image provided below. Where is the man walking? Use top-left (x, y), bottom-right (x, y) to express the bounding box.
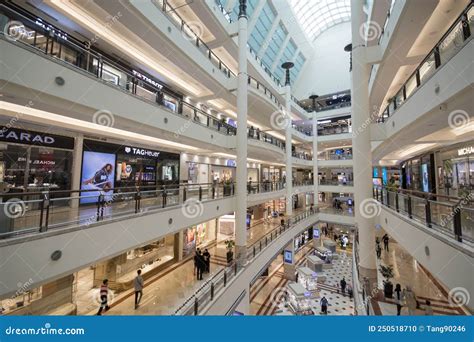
top-left (340, 277), bottom-right (347, 294)
top-left (97, 279), bottom-right (110, 315)
top-left (134, 270), bottom-right (144, 309)
top-left (383, 234), bottom-right (390, 252)
top-left (203, 249), bottom-right (211, 273)
top-left (320, 296), bottom-right (329, 315)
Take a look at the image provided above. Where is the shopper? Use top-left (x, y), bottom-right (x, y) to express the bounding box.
top-left (394, 283), bottom-right (403, 316)
top-left (404, 286), bottom-right (417, 315)
top-left (193, 248), bottom-right (201, 276)
top-left (196, 250), bottom-right (205, 280)
top-left (340, 278), bottom-right (347, 294)
top-left (376, 243), bottom-right (382, 259)
top-left (424, 299), bottom-right (433, 315)
top-left (382, 234), bottom-right (390, 252)
top-left (133, 270), bottom-right (144, 309)
top-left (203, 249), bottom-right (211, 273)
top-left (247, 177), bottom-right (252, 193)
top-left (320, 296), bottom-right (329, 315)
top-left (96, 279), bottom-right (110, 315)
top-left (347, 284), bottom-right (353, 299)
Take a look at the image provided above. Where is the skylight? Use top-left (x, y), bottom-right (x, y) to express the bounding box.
top-left (291, 0), bottom-right (351, 41)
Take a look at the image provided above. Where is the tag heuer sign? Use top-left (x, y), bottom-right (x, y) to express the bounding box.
top-left (0, 127), bottom-right (75, 149)
top-left (123, 146), bottom-right (160, 158)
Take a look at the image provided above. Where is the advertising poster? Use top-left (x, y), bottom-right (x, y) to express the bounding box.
top-left (422, 163), bottom-right (429, 192)
top-left (80, 151), bottom-right (116, 204)
top-left (283, 250), bottom-right (293, 264)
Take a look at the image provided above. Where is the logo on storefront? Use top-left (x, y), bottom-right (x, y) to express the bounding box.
top-left (132, 70), bottom-right (163, 90)
top-left (123, 146), bottom-right (160, 158)
top-left (458, 146), bottom-right (474, 156)
top-left (0, 130), bottom-right (55, 145)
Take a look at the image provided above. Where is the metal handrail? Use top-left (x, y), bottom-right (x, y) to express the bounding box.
top-left (376, 2), bottom-right (473, 123)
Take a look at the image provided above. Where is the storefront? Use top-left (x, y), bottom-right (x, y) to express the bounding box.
top-left (182, 220), bottom-right (218, 258)
top-left (80, 140), bottom-right (180, 204)
top-left (400, 153), bottom-right (435, 193)
top-left (0, 126), bottom-right (75, 193)
top-left (435, 142), bottom-right (474, 196)
top-left (261, 165), bottom-right (283, 182)
top-left (182, 155), bottom-right (236, 184)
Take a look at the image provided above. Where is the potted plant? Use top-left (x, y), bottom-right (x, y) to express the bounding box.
top-left (225, 239), bottom-right (235, 263)
top-left (223, 179), bottom-right (232, 196)
top-left (379, 264), bottom-right (394, 298)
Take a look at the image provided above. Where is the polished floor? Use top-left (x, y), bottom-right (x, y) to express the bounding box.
top-left (250, 239), bottom-right (354, 316)
top-left (373, 230), bottom-right (468, 315)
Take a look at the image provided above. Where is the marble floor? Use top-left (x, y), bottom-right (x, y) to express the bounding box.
top-left (373, 230), bottom-right (469, 315)
top-left (79, 210), bottom-right (305, 315)
top-left (251, 239), bottom-right (355, 316)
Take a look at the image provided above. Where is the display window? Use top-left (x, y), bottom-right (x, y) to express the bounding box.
top-left (0, 127), bottom-right (74, 193)
top-left (81, 140), bottom-right (180, 204)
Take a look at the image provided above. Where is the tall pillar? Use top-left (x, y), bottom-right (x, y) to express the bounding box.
top-left (235, 0), bottom-right (248, 266)
top-left (350, 0), bottom-right (377, 286)
top-left (70, 133), bottom-right (83, 209)
top-left (282, 62), bottom-right (294, 216)
top-left (310, 95), bottom-right (319, 206)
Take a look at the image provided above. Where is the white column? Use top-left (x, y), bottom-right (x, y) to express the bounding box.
top-left (312, 113), bottom-right (318, 206)
top-left (285, 86), bottom-right (293, 216)
top-left (235, 1), bottom-right (249, 266)
top-left (70, 133), bottom-right (83, 209)
top-left (351, 0), bottom-right (376, 278)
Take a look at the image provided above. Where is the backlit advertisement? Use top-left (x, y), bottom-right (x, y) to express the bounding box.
top-left (422, 163), bottom-right (429, 192)
top-left (80, 151), bottom-right (116, 204)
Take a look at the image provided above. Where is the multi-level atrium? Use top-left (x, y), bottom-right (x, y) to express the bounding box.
top-left (0, 0), bottom-right (472, 319)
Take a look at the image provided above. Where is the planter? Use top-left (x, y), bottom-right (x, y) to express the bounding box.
top-left (384, 282), bottom-right (394, 298)
top-left (226, 250), bottom-right (234, 263)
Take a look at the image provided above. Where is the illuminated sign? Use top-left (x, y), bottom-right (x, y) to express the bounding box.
top-left (132, 70), bottom-right (163, 90)
top-left (35, 18), bottom-right (68, 40)
top-left (123, 146), bottom-right (160, 158)
top-left (458, 146), bottom-right (474, 156)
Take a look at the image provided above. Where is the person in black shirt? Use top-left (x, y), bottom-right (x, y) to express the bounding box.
top-left (203, 249), bottom-right (211, 273)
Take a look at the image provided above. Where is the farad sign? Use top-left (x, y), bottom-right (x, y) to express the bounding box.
top-left (0, 127), bottom-right (75, 149)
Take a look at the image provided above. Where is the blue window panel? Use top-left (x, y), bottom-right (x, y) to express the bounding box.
top-left (248, 2), bottom-right (276, 57)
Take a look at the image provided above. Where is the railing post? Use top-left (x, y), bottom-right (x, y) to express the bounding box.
top-left (259, 240), bottom-right (262, 251)
top-left (224, 271), bottom-right (227, 287)
top-left (234, 262), bottom-right (238, 275)
top-left (96, 194), bottom-right (102, 222)
top-left (380, 188), bottom-right (384, 205)
top-left (183, 187), bottom-right (187, 202)
top-left (453, 207), bottom-right (463, 242)
top-left (194, 298), bottom-right (198, 316)
top-left (162, 187), bottom-right (167, 208)
top-left (199, 186), bottom-right (202, 201)
top-left (434, 46), bottom-right (441, 68)
top-left (386, 190), bottom-right (390, 208)
top-left (395, 192), bottom-right (399, 213)
top-left (212, 186), bottom-right (215, 199)
top-left (210, 283), bottom-right (215, 300)
top-left (135, 191), bottom-right (141, 213)
top-left (375, 188), bottom-right (379, 201)
top-left (253, 246), bottom-right (255, 258)
top-left (425, 199), bottom-right (432, 228)
top-left (407, 196), bottom-right (413, 219)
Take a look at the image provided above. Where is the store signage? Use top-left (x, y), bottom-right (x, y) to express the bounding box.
top-left (458, 146), bottom-right (474, 156)
top-left (0, 127), bottom-right (75, 149)
top-left (314, 229), bottom-right (320, 239)
top-left (226, 159), bottom-right (236, 167)
top-left (35, 18), bottom-right (68, 40)
top-left (132, 70), bottom-right (163, 90)
top-left (123, 146), bottom-right (160, 158)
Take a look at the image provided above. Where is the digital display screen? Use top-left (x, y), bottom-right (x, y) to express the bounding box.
top-left (373, 178), bottom-right (382, 187)
top-left (283, 250), bottom-right (293, 264)
top-left (81, 151), bottom-right (116, 204)
top-left (422, 163), bottom-right (429, 192)
top-left (314, 229), bottom-right (320, 239)
top-left (382, 167), bottom-right (388, 185)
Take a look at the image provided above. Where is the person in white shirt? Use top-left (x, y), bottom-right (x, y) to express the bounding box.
top-left (134, 270), bottom-right (144, 309)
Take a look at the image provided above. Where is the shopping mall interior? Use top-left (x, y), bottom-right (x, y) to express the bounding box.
top-left (0, 0), bottom-right (472, 317)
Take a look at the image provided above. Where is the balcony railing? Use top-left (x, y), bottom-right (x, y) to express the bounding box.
top-left (248, 76), bottom-right (283, 109)
top-left (377, 2), bottom-right (473, 123)
top-left (293, 180), bottom-right (314, 187)
top-left (154, 0), bottom-right (235, 78)
top-left (373, 186), bottom-right (473, 246)
top-left (0, 5), bottom-right (237, 136)
top-left (292, 152), bottom-right (313, 161)
top-left (0, 182), bottom-right (235, 240)
top-left (320, 180), bottom-right (354, 186)
top-left (173, 208), bottom-right (319, 315)
top-left (247, 128), bottom-right (285, 151)
top-left (247, 181), bottom-right (285, 194)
